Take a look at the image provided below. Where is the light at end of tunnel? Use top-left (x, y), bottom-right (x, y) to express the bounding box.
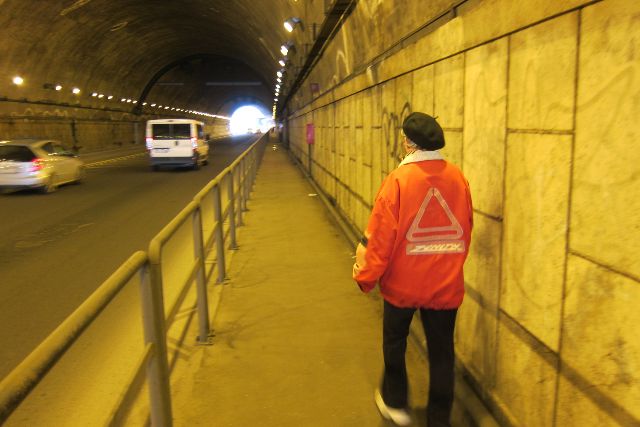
top-left (12, 76), bottom-right (24, 85)
top-left (55, 85), bottom-right (62, 91)
top-left (72, 87), bottom-right (81, 94)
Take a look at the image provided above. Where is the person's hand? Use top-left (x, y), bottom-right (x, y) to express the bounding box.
top-left (352, 262), bottom-right (361, 278)
top-left (355, 242), bottom-right (367, 270)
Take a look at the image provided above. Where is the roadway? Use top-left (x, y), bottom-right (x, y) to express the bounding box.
top-left (0, 134), bottom-right (258, 379)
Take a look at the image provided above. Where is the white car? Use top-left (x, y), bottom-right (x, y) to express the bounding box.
top-left (0, 138), bottom-right (84, 193)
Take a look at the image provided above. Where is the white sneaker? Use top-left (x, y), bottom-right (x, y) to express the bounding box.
top-left (374, 389), bottom-right (412, 426)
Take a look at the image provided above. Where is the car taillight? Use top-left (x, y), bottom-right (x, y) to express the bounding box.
top-left (191, 137), bottom-right (197, 149)
top-left (30, 158), bottom-right (44, 172)
top-left (145, 137), bottom-right (153, 150)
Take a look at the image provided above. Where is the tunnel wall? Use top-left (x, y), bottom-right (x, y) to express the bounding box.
top-left (285, 0), bottom-right (639, 425)
top-left (0, 102), bottom-right (230, 152)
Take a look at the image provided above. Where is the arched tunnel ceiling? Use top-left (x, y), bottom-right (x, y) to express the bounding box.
top-left (0, 0), bottom-right (308, 116)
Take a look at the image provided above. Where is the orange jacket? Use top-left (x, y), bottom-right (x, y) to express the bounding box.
top-left (353, 151), bottom-right (473, 309)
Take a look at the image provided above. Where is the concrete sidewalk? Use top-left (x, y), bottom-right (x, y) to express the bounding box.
top-left (170, 142), bottom-right (470, 427)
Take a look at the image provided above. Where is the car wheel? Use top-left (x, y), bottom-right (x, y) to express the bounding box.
top-left (73, 166), bottom-right (85, 184)
top-left (40, 175), bottom-right (57, 194)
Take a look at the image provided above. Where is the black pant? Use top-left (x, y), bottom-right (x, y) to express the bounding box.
top-left (381, 300), bottom-right (457, 427)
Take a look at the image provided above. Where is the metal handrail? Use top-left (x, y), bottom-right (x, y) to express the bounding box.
top-left (0, 134), bottom-right (267, 426)
top-left (0, 251), bottom-right (148, 423)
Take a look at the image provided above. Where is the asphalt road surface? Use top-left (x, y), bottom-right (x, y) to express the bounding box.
top-left (0, 134), bottom-right (260, 379)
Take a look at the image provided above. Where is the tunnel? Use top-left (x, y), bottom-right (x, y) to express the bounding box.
top-left (1, 0), bottom-right (639, 426)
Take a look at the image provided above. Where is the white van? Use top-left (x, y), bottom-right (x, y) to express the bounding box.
top-left (145, 119), bottom-right (209, 170)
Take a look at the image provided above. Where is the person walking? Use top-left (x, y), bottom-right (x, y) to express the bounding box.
top-left (352, 112), bottom-right (473, 426)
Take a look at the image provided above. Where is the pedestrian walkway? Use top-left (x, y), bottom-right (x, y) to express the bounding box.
top-left (170, 141), bottom-right (475, 426)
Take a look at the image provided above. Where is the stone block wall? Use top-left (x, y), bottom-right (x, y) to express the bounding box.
top-left (286, 0), bottom-right (639, 425)
top-left (0, 102), bottom-right (230, 153)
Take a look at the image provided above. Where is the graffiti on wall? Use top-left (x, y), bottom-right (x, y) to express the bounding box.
top-left (381, 101), bottom-right (412, 164)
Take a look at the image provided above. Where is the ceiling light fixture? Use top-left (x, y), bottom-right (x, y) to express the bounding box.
top-left (284, 17), bottom-right (303, 33)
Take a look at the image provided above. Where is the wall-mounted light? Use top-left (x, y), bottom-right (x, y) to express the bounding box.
top-left (277, 77), bottom-right (282, 83)
top-left (12, 76), bottom-right (24, 85)
top-left (107, 95), bottom-right (113, 99)
top-left (72, 87), bottom-right (81, 94)
top-left (98, 94), bottom-right (104, 98)
top-left (284, 17), bottom-right (304, 33)
top-left (277, 70), bottom-right (283, 78)
top-left (280, 40), bottom-right (297, 56)
top-left (91, 92), bottom-right (98, 97)
top-left (279, 59), bottom-right (286, 67)
top-left (55, 85), bottom-right (62, 91)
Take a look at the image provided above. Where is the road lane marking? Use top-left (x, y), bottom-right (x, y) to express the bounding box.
top-left (85, 152), bottom-right (146, 168)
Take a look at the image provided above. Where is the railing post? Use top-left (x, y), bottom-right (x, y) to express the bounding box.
top-left (251, 149), bottom-right (258, 187)
top-left (191, 207), bottom-right (211, 343)
top-left (226, 171), bottom-right (238, 249)
top-left (212, 184), bottom-right (226, 283)
top-left (243, 157), bottom-right (251, 210)
top-left (139, 262), bottom-right (173, 427)
top-left (234, 167), bottom-right (244, 226)
top-left (240, 158), bottom-right (248, 212)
